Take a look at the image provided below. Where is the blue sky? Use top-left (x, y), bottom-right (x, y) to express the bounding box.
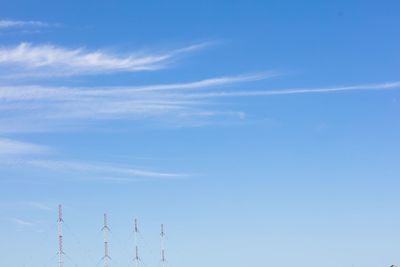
top-left (0, 1), bottom-right (400, 267)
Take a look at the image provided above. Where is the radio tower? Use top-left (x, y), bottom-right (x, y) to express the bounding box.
top-left (160, 224), bottom-right (166, 267)
top-left (102, 213), bottom-right (111, 267)
top-left (57, 204), bottom-right (64, 267)
top-left (134, 219), bottom-right (139, 267)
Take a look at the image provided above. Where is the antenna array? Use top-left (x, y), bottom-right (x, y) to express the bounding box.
top-left (54, 206), bottom-right (168, 267)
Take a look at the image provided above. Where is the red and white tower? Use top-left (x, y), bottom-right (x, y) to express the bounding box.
top-left (134, 219), bottom-right (139, 267)
top-left (102, 213), bottom-right (111, 267)
top-left (160, 224), bottom-right (166, 267)
top-left (57, 204), bottom-right (64, 267)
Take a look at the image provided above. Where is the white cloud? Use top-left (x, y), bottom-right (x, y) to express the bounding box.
top-left (0, 140), bottom-right (185, 183)
top-left (1, 158), bottom-right (186, 182)
top-left (0, 138), bottom-right (48, 155)
top-left (0, 19), bottom-right (48, 29)
top-left (10, 218), bottom-right (34, 226)
top-left (0, 42), bottom-right (208, 77)
top-left (183, 81), bottom-right (400, 98)
top-left (28, 159), bottom-right (182, 178)
top-left (25, 201), bottom-right (52, 211)
top-left (0, 72), bottom-right (275, 100)
top-left (0, 72), bottom-right (276, 132)
top-left (0, 78), bottom-right (399, 132)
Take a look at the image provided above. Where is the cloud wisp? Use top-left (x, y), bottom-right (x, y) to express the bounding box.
top-left (24, 201), bottom-right (52, 211)
top-left (0, 72), bottom-right (276, 131)
top-left (0, 138), bottom-right (186, 183)
top-left (0, 72), bottom-right (276, 100)
top-left (0, 42), bottom-right (208, 77)
top-left (0, 138), bottom-right (49, 156)
top-left (10, 217), bottom-right (35, 226)
top-left (0, 158), bottom-right (186, 182)
top-left (0, 19), bottom-right (49, 29)
top-left (183, 81), bottom-right (400, 98)
top-left (0, 76), bottom-right (399, 132)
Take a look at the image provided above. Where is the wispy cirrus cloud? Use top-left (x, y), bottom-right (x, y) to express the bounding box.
top-left (0, 138), bottom-right (186, 183)
top-left (0, 76), bottom-right (399, 132)
top-left (0, 19), bottom-right (49, 29)
top-left (0, 72), bottom-right (276, 100)
top-left (1, 158), bottom-right (186, 182)
top-left (27, 159), bottom-right (183, 178)
top-left (10, 217), bottom-right (34, 226)
top-left (0, 72), bottom-right (275, 131)
top-left (0, 137), bottom-right (185, 183)
top-left (183, 81), bottom-right (400, 98)
top-left (24, 201), bottom-right (52, 211)
top-left (0, 138), bottom-right (49, 155)
top-left (0, 42), bottom-right (209, 77)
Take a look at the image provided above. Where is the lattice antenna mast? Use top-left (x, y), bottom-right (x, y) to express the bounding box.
top-left (102, 213), bottom-right (111, 267)
top-left (160, 224), bottom-right (166, 267)
top-left (57, 204), bottom-right (64, 267)
top-left (134, 219), bottom-right (139, 267)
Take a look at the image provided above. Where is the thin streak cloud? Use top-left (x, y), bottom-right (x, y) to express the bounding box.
top-left (0, 158), bottom-right (187, 181)
top-left (0, 42), bottom-right (209, 77)
top-left (0, 138), bottom-right (49, 155)
top-left (0, 79), bottom-right (399, 132)
top-left (27, 159), bottom-right (182, 178)
top-left (0, 19), bottom-right (49, 29)
top-left (184, 81), bottom-right (400, 98)
top-left (0, 72), bottom-right (277, 100)
top-left (10, 218), bottom-right (34, 226)
top-left (25, 201), bottom-right (52, 211)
